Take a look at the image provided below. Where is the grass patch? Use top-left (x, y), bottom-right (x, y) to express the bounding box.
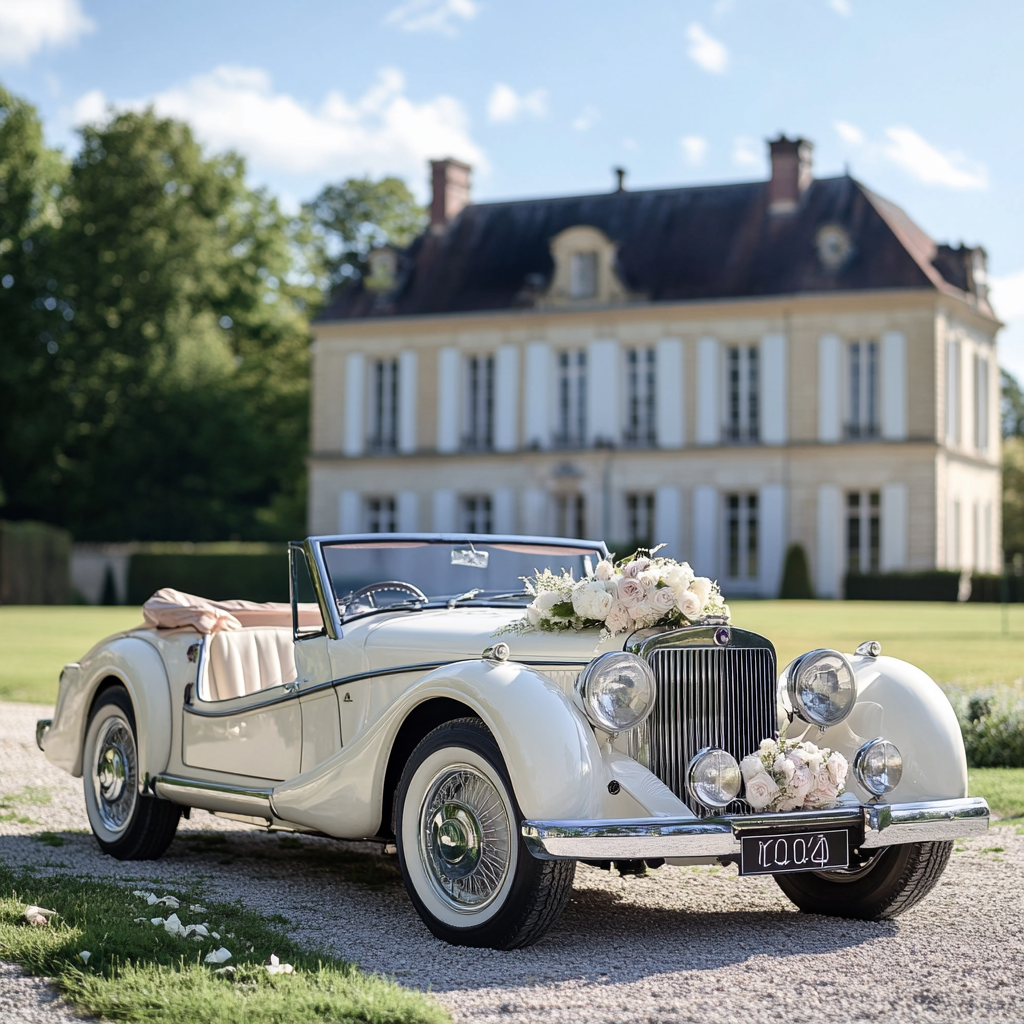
top-left (0, 786), bottom-right (53, 825)
top-left (0, 606), bottom-right (142, 704)
top-left (0, 866), bottom-right (448, 1024)
top-left (969, 767), bottom-right (1024, 819)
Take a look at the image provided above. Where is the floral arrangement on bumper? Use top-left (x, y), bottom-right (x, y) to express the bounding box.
top-left (498, 549), bottom-right (729, 638)
top-left (740, 737), bottom-right (849, 812)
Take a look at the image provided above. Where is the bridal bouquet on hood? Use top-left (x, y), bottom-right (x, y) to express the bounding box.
top-left (740, 737), bottom-right (850, 812)
top-left (497, 549), bottom-right (729, 638)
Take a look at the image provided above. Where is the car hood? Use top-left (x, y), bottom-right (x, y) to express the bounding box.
top-left (358, 606), bottom-right (622, 671)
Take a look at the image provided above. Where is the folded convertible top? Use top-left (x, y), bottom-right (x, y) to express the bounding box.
top-left (142, 588), bottom-right (322, 634)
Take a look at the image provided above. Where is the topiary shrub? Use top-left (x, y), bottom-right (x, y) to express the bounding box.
top-left (950, 692), bottom-right (1024, 768)
top-left (779, 543), bottom-right (814, 599)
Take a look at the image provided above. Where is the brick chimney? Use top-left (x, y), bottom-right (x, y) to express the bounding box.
top-left (430, 158), bottom-right (472, 231)
top-left (768, 135), bottom-right (813, 214)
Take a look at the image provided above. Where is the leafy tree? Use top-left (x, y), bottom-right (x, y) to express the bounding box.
top-left (306, 175), bottom-right (425, 288)
top-left (1002, 368), bottom-right (1024, 438)
top-left (33, 108), bottom-right (320, 540)
top-left (0, 84), bottom-right (67, 516)
top-left (1004, 437), bottom-right (1024, 566)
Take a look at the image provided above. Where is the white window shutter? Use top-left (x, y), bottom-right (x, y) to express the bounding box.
top-left (654, 486), bottom-right (681, 558)
top-left (816, 485), bottom-right (842, 598)
top-left (521, 488), bottom-right (548, 535)
top-left (759, 334), bottom-right (787, 445)
top-left (494, 345), bottom-right (520, 452)
top-left (586, 339), bottom-right (621, 446)
top-left (436, 347), bottom-right (461, 453)
top-left (691, 485), bottom-right (718, 579)
top-left (397, 491), bottom-right (419, 532)
top-left (695, 337), bottom-right (719, 445)
top-left (492, 488), bottom-right (515, 533)
top-left (881, 331), bottom-right (907, 440)
top-left (432, 489), bottom-right (456, 532)
top-left (343, 353), bottom-right (365, 457)
top-left (655, 338), bottom-right (684, 448)
top-left (817, 334), bottom-right (841, 443)
top-left (397, 350), bottom-right (418, 454)
top-left (758, 484), bottom-right (787, 596)
top-left (881, 483), bottom-right (907, 571)
top-left (523, 342), bottom-right (552, 449)
top-left (338, 490), bottom-right (361, 533)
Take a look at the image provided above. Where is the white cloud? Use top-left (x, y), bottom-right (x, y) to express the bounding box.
top-left (680, 135), bottom-right (708, 165)
top-left (71, 66), bottom-right (487, 188)
top-left (572, 105), bottom-right (600, 132)
top-left (834, 120), bottom-right (865, 145)
top-left (486, 83), bottom-right (547, 123)
top-left (383, 0), bottom-right (477, 37)
top-left (828, 0), bottom-right (851, 16)
top-left (991, 269), bottom-right (1024, 321)
top-left (883, 126), bottom-right (988, 190)
top-left (70, 87), bottom-right (106, 125)
top-left (686, 23), bottom-right (728, 74)
top-left (732, 135), bottom-right (760, 168)
top-left (0, 0), bottom-right (93, 65)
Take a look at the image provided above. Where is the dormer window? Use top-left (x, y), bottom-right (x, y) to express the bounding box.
top-left (570, 252), bottom-right (598, 298)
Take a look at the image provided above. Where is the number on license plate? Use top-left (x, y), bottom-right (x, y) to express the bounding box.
top-left (739, 829), bottom-right (850, 875)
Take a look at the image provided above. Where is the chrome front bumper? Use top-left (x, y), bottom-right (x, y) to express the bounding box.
top-left (35, 718), bottom-right (52, 752)
top-left (521, 797), bottom-right (990, 860)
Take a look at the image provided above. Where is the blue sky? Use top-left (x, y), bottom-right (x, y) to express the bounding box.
top-left (2, 0), bottom-right (1022, 375)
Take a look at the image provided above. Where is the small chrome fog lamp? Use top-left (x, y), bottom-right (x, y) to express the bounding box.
top-left (853, 737), bottom-right (903, 797)
top-left (576, 652), bottom-right (656, 734)
top-left (686, 747), bottom-right (741, 809)
top-left (785, 648), bottom-right (858, 727)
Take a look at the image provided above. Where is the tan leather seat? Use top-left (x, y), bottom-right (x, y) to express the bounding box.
top-left (203, 627), bottom-right (297, 702)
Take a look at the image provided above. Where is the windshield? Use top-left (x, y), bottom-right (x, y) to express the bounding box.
top-left (319, 536), bottom-right (606, 621)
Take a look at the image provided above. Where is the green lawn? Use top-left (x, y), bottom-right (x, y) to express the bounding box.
top-left (969, 768), bottom-right (1024, 820)
top-left (3, 601), bottom-right (1023, 707)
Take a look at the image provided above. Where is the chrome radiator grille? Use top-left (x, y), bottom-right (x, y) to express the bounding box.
top-left (628, 645), bottom-right (778, 816)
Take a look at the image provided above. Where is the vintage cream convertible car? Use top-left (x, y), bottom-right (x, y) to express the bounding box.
top-left (38, 534), bottom-right (989, 949)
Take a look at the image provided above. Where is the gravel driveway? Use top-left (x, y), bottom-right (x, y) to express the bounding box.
top-left (2, 699), bottom-right (1023, 1023)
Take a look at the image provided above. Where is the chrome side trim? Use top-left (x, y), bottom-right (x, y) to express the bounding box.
top-left (183, 658), bottom-right (591, 717)
top-left (36, 719), bottom-right (52, 752)
top-left (521, 797), bottom-right (990, 860)
top-left (153, 774), bottom-right (274, 818)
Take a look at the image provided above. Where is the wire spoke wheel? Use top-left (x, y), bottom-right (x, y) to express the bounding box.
top-left (91, 715), bottom-right (137, 833)
top-left (419, 764), bottom-right (512, 912)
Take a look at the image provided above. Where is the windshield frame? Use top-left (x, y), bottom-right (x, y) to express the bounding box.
top-left (306, 533), bottom-right (609, 638)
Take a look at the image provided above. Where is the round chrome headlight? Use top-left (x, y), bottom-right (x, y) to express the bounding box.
top-left (687, 748), bottom-right (742, 809)
top-left (854, 737), bottom-right (903, 796)
top-left (785, 648), bottom-right (858, 727)
top-left (576, 652), bottom-right (656, 734)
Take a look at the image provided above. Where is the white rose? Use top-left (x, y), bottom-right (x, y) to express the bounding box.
top-left (663, 564), bottom-right (694, 590)
top-left (534, 590), bottom-right (560, 613)
top-left (774, 754), bottom-right (796, 783)
top-left (759, 738), bottom-right (779, 755)
top-left (617, 578), bottom-right (645, 609)
top-left (594, 560), bottom-right (615, 582)
top-left (603, 600), bottom-right (632, 634)
top-left (637, 570), bottom-right (660, 592)
top-left (526, 604), bottom-right (541, 626)
top-left (689, 577), bottom-right (712, 607)
top-left (622, 557), bottom-right (651, 579)
top-left (804, 768), bottom-right (840, 808)
top-left (678, 591), bottom-right (702, 620)
top-left (571, 581), bottom-right (614, 620)
top-left (744, 771), bottom-right (780, 811)
top-left (788, 758), bottom-right (812, 803)
top-left (826, 751), bottom-right (849, 788)
top-left (739, 753), bottom-right (763, 783)
top-left (650, 587), bottom-right (678, 615)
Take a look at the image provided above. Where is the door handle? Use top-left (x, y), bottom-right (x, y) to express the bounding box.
top-left (283, 680), bottom-right (301, 694)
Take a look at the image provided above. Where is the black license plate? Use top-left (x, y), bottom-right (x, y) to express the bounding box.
top-left (739, 829), bottom-right (849, 875)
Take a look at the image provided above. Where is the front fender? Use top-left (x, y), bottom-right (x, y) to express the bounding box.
top-left (795, 655), bottom-right (968, 803)
top-left (271, 660), bottom-right (607, 837)
top-left (43, 636), bottom-right (173, 788)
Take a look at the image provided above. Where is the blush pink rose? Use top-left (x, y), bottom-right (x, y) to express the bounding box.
top-left (594, 560), bottom-right (615, 582)
top-left (650, 587), bottom-right (678, 614)
top-left (617, 577), bottom-right (645, 609)
top-left (603, 600), bottom-right (632, 634)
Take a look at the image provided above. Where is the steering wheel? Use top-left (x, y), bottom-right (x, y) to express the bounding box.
top-left (343, 581), bottom-right (428, 610)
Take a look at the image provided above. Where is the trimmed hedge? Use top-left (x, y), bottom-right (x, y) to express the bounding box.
top-left (845, 570), bottom-right (1024, 602)
top-left (0, 520), bottom-right (71, 604)
top-left (126, 545), bottom-right (289, 605)
top-left (779, 543), bottom-right (814, 599)
top-left (951, 692), bottom-right (1024, 768)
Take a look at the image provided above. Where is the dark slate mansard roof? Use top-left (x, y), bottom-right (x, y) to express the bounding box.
top-left (318, 174), bottom-right (994, 321)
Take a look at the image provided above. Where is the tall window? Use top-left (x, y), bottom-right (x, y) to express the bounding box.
top-left (460, 495), bottom-right (492, 533)
top-left (555, 494), bottom-right (586, 538)
top-left (951, 499), bottom-right (961, 567)
top-left (846, 491), bottom-right (880, 573)
top-left (463, 355), bottom-right (494, 450)
top-left (570, 252), bottom-right (597, 298)
top-left (725, 493), bottom-right (758, 579)
top-left (847, 341), bottom-right (878, 439)
top-left (555, 350), bottom-right (587, 447)
top-left (975, 354), bottom-right (989, 452)
top-left (726, 346), bottom-right (759, 442)
top-left (369, 358), bottom-right (398, 452)
top-left (626, 493), bottom-right (655, 543)
top-left (365, 496), bottom-right (397, 533)
top-left (946, 341), bottom-right (961, 444)
top-left (624, 348), bottom-right (656, 446)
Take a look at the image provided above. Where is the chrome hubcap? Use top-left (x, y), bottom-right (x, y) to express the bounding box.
top-left (92, 716), bottom-right (137, 832)
top-left (419, 765), bottom-right (512, 912)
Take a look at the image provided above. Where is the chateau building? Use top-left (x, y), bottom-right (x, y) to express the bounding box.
top-left (308, 136), bottom-right (1001, 598)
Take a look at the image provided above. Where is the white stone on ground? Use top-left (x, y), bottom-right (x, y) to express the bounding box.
top-left (2, 700), bottom-right (1023, 1023)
